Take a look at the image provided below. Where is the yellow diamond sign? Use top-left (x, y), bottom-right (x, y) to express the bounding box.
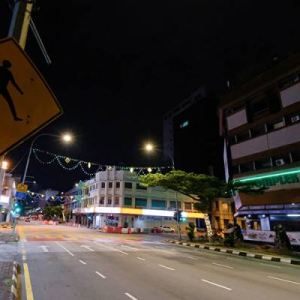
top-left (0, 37), bottom-right (63, 156)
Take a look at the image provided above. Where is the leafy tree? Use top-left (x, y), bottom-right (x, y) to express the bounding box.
top-left (140, 170), bottom-right (265, 243)
top-left (186, 222), bottom-right (196, 242)
top-left (43, 205), bottom-right (63, 220)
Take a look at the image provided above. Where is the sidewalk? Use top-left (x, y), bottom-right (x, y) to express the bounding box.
top-left (0, 261), bottom-right (14, 299)
top-left (0, 227), bottom-right (18, 244)
top-left (166, 239), bottom-right (300, 266)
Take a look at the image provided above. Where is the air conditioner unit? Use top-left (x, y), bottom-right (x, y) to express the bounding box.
top-left (291, 115), bottom-right (300, 123)
top-left (275, 159), bottom-right (285, 166)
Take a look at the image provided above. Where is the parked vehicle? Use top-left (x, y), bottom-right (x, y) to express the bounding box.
top-left (25, 217), bottom-right (30, 222)
top-left (159, 226), bottom-right (175, 233)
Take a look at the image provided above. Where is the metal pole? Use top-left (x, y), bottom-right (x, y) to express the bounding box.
top-left (8, 0), bottom-right (34, 49)
top-left (175, 191), bottom-right (181, 241)
top-left (22, 146), bottom-right (33, 184)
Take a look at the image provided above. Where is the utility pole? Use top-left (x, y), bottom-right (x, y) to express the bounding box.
top-left (8, 0), bottom-right (34, 49)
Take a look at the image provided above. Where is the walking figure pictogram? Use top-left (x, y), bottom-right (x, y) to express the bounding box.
top-left (0, 60), bottom-right (23, 121)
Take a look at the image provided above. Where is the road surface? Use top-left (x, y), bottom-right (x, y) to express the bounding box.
top-left (15, 221), bottom-right (300, 300)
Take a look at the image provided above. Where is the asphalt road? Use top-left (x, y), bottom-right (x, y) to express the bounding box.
top-left (16, 222), bottom-right (300, 300)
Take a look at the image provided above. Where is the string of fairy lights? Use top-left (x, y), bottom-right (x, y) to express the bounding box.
top-left (22, 148), bottom-right (173, 202)
top-left (32, 148), bottom-right (172, 176)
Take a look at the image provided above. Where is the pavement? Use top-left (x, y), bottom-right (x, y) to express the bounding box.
top-left (8, 221), bottom-right (300, 300)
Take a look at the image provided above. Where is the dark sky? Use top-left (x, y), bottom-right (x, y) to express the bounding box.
top-left (1, 1), bottom-right (300, 191)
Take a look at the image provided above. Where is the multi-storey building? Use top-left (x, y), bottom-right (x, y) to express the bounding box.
top-left (163, 86), bottom-right (224, 177)
top-left (220, 53), bottom-right (300, 232)
top-left (72, 167), bottom-right (203, 229)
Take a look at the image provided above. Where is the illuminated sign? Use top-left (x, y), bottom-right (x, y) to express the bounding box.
top-left (180, 120), bottom-right (189, 128)
top-left (0, 195), bottom-right (9, 204)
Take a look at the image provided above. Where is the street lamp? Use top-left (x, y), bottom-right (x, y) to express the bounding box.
top-left (143, 142), bottom-right (181, 240)
top-left (22, 133), bottom-right (73, 184)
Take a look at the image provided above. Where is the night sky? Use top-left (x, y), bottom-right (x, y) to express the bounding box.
top-left (1, 1), bottom-right (300, 191)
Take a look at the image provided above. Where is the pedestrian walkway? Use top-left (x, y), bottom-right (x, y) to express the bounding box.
top-left (0, 261), bottom-right (13, 299)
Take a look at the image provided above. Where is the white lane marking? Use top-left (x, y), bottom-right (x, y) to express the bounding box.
top-left (212, 263), bottom-right (234, 269)
top-left (267, 276), bottom-right (300, 285)
top-left (155, 248), bottom-right (176, 255)
top-left (79, 260), bottom-right (86, 265)
top-left (38, 245), bottom-right (49, 252)
top-left (125, 292), bottom-right (138, 300)
top-left (122, 245), bottom-right (138, 251)
top-left (187, 256), bottom-right (198, 260)
top-left (56, 242), bottom-right (74, 256)
top-left (95, 271), bottom-right (106, 279)
top-left (158, 264), bottom-right (175, 271)
top-left (137, 257), bottom-right (146, 261)
top-left (93, 241), bottom-right (128, 255)
top-left (80, 245), bottom-right (95, 251)
top-left (260, 263), bottom-right (282, 269)
top-left (201, 279), bottom-right (232, 291)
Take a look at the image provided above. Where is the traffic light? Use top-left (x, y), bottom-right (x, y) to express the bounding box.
top-left (173, 210), bottom-right (182, 222)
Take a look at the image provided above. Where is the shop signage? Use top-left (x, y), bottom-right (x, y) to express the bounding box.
top-left (249, 173), bottom-right (300, 188)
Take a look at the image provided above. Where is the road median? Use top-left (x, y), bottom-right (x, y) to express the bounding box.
top-left (166, 239), bottom-right (300, 266)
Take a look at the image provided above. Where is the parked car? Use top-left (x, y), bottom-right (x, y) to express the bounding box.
top-left (159, 226), bottom-right (175, 233)
top-left (25, 217), bottom-right (30, 222)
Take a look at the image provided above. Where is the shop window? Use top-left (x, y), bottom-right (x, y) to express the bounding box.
top-left (251, 125), bottom-right (266, 137)
top-left (170, 201), bottom-right (181, 209)
top-left (99, 197), bottom-right (104, 205)
top-left (151, 200), bottom-right (166, 208)
top-left (124, 197), bottom-right (132, 206)
top-left (255, 158), bottom-right (272, 170)
top-left (125, 182), bottom-right (132, 189)
top-left (115, 197), bottom-right (119, 205)
top-left (135, 198), bottom-right (147, 207)
top-left (136, 183), bottom-right (147, 190)
top-left (236, 131), bottom-right (250, 143)
top-left (291, 150), bottom-right (300, 162)
top-left (240, 162), bottom-right (254, 173)
top-left (116, 182), bottom-right (120, 188)
top-left (185, 203), bottom-right (192, 210)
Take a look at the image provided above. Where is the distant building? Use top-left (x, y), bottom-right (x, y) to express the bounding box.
top-left (220, 53), bottom-right (300, 232)
top-left (72, 167), bottom-right (203, 229)
top-left (163, 86), bottom-right (224, 178)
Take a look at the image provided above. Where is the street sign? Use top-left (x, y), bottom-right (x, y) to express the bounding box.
top-left (16, 191), bottom-right (26, 199)
top-left (17, 183), bottom-right (28, 193)
top-left (0, 37), bottom-right (63, 156)
top-left (87, 203), bottom-right (91, 208)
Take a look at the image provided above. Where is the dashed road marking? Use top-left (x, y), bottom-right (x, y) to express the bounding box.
top-left (267, 276), bottom-right (300, 285)
top-left (95, 271), bottom-right (106, 279)
top-left (137, 257), bottom-right (146, 261)
top-left (212, 263), bottom-right (234, 269)
top-left (158, 264), bottom-right (175, 271)
top-left (260, 263), bottom-right (281, 269)
top-left (56, 242), bottom-right (75, 256)
top-left (187, 256), bottom-right (198, 260)
top-left (79, 260), bottom-right (86, 265)
top-left (125, 292), bottom-right (138, 300)
top-left (201, 279), bottom-right (232, 291)
top-left (93, 241), bottom-right (128, 255)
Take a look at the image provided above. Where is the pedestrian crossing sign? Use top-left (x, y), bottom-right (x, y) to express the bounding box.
top-left (0, 37), bottom-right (63, 156)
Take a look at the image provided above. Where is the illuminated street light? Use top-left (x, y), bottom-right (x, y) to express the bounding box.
top-left (22, 133), bottom-right (74, 184)
top-left (145, 143), bottom-right (154, 151)
top-left (1, 161), bottom-right (8, 170)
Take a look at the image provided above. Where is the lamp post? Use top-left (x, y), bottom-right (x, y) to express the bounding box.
top-left (144, 143), bottom-right (181, 240)
top-left (22, 133), bottom-right (73, 184)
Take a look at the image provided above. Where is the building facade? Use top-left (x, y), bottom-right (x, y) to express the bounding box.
top-left (220, 53), bottom-right (300, 232)
top-left (71, 168), bottom-right (204, 230)
top-left (163, 86), bottom-right (223, 178)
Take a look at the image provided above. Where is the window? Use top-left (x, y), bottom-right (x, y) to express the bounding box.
top-left (108, 182), bottom-right (113, 189)
top-left (236, 131), bottom-right (250, 143)
top-left (240, 162), bottom-right (254, 173)
top-left (108, 198), bottom-right (112, 205)
top-left (151, 200), bottom-right (166, 208)
top-left (116, 182), bottom-right (120, 189)
top-left (135, 198), bottom-right (147, 207)
top-left (170, 201), bottom-right (181, 209)
top-left (267, 118), bottom-right (285, 131)
top-left (99, 197), bottom-right (104, 205)
top-left (136, 183), bottom-right (147, 190)
top-left (252, 98), bottom-right (268, 115)
top-left (124, 197), bottom-right (132, 206)
top-left (101, 182), bottom-right (105, 188)
top-left (255, 158), bottom-right (272, 170)
top-left (96, 183), bottom-right (98, 189)
top-left (125, 182), bottom-right (132, 189)
top-left (291, 150), bottom-right (300, 162)
top-left (272, 153), bottom-right (291, 166)
top-left (215, 201), bottom-right (219, 210)
top-left (180, 120), bottom-right (189, 128)
top-left (185, 203), bottom-right (192, 210)
top-left (115, 197), bottom-right (119, 205)
top-left (251, 125), bottom-right (266, 138)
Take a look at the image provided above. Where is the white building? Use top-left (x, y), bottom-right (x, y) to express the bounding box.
top-left (72, 167), bottom-right (204, 229)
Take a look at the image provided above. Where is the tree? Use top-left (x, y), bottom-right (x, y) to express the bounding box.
top-left (140, 170), bottom-right (265, 243)
top-left (186, 222), bottom-right (196, 242)
top-left (43, 205), bottom-right (63, 221)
